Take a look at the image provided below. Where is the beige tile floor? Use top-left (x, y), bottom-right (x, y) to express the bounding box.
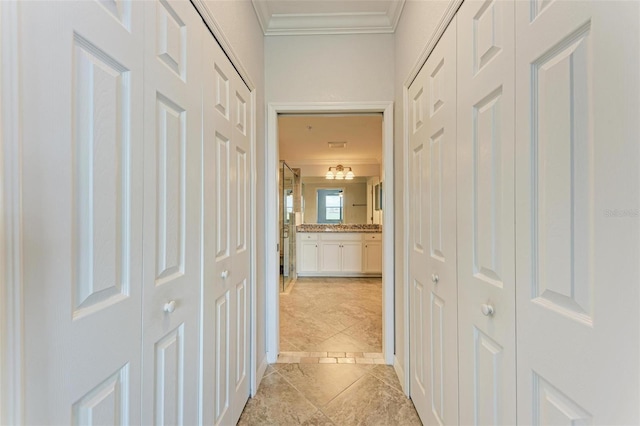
top-left (238, 277), bottom-right (422, 425)
top-left (279, 277), bottom-right (384, 354)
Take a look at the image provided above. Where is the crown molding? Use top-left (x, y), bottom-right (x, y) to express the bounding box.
top-left (252, 0), bottom-right (405, 36)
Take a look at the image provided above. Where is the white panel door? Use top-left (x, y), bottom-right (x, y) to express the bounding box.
top-left (408, 18), bottom-right (458, 426)
top-left (457, 1), bottom-right (516, 424)
top-left (19, 1), bottom-right (144, 423)
top-left (140, 1), bottom-right (204, 424)
top-left (515, 1), bottom-right (640, 423)
top-left (202, 29), bottom-right (252, 426)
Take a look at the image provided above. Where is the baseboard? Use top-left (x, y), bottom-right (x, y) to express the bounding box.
top-left (254, 354), bottom-right (269, 397)
top-left (393, 355), bottom-right (408, 397)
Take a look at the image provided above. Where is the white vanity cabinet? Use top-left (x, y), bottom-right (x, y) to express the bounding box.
top-left (296, 232), bottom-right (382, 277)
top-left (298, 233), bottom-right (319, 273)
top-left (363, 233), bottom-right (383, 273)
top-left (319, 233), bottom-right (363, 273)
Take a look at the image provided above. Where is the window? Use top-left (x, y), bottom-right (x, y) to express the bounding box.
top-left (317, 189), bottom-right (343, 223)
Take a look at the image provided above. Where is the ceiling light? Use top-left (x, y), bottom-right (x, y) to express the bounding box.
top-left (325, 164), bottom-right (355, 180)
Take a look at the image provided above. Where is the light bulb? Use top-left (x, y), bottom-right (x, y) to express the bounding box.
top-left (345, 171), bottom-right (355, 180)
top-left (325, 171), bottom-right (334, 179)
top-left (335, 171), bottom-right (344, 180)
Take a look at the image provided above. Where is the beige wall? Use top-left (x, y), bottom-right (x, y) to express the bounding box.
top-left (393, 0), bottom-right (451, 380)
top-left (266, 33), bottom-right (394, 102)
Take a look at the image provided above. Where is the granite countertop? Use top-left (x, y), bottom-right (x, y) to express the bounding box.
top-left (296, 224), bottom-right (382, 233)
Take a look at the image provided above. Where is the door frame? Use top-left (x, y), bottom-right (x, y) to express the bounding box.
top-left (266, 101), bottom-right (395, 364)
top-left (1, 1), bottom-right (24, 424)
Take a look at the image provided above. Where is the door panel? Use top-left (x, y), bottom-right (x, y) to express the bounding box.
top-left (515, 1), bottom-right (640, 423)
top-left (457, 0), bottom-right (517, 424)
top-left (408, 17), bottom-right (458, 426)
top-left (202, 30), bottom-right (252, 426)
top-left (141, 1), bottom-right (203, 424)
top-left (20, 2), bottom-right (144, 423)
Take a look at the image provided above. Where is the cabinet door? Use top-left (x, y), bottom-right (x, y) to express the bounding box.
top-left (299, 241), bottom-right (319, 273)
top-left (320, 242), bottom-right (342, 273)
top-left (364, 242), bottom-right (382, 273)
top-left (341, 242), bottom-right (363, 273)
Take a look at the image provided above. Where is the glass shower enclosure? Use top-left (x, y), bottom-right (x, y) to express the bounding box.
top-left (280, 161), bottom-right (296, 291)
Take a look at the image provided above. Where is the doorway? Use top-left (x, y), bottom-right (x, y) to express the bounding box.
top-left (265, 102), bottom-right (394, 365)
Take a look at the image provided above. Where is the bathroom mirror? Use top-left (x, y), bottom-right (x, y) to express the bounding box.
top-left (300, 176), bottom-right (378, 224)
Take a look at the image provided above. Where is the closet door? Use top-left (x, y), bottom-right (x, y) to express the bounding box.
top-left (19, 2), bottom-right (145, 423)
top-left (140, 1), bottom-right (204, 424)
top-left (515, 1), bottom-right (640, 423)
top-left (456, 0), bottom-right (516, 424)
top-left (408, 18), bottom-right (458, 426)
top-left (201, 30), bottom-right (252, 426)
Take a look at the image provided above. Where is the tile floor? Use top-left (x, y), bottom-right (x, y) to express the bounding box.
top-left (238, 277), bottom-right (422, 425)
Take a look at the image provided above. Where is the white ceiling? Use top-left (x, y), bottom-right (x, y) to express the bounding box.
top-left (278, 114), bottom-right (383, 176)
top-left (252, 0), bottom-right (406, 36)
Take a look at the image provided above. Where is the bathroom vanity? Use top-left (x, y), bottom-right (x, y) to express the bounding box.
top-left (296, 225), bottom-right (382, 277)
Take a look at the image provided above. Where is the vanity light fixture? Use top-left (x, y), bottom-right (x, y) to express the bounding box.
top-left (325, 164), bottom-right (355, 180)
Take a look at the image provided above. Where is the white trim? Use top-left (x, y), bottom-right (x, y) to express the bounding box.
top-left (251, 0), bottom-right (406, 36)
top-left (401, 83), bottom-right (412, 396)
top-left (1, 1), bottom-right (23, 424)
top-left (249, 90), bottom-right (258, 397)
top-left (255, 354), bottom-right (269, 393)
top-left (266, 101), bottom-right (394, 365)
top-left (393, 355), bottom-right (407, 397)
top-left (403, 0), bottom-right (463, 88)
top-left (190, 0), bottom-right (256, 91)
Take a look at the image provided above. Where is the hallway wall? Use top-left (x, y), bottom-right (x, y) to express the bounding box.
top-left (202, 0), bottom-right (268, 376)
top-left (393, 0), bottom-right (451, 385)
top-left (265, 33), bottom-right (394, 102)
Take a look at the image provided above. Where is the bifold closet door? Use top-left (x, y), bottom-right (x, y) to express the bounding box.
top-left (20, 2), bottom-right (145, 423)
top-left (456, 0), bottom-right (516, 424)
top-left (201, 29), bottom-right (252, 426)
top-left (140, 0), bottom-right (204, 424)
top-left (408, 17), bottom-right (458, 426)
top-left (515, 1), bottom-right (640, 423)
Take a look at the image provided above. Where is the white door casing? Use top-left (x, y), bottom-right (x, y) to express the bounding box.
top-left (20, 1), bottom-right (145, 423)
top-left (408, 17), bottom-right (459, 426)
top-left (201, 27), bottom-right (252, 426)
top-left (515, 1), bottom-right (640, 423)
top-left (141, 1), bottom-right (204, 424)
top-left (456, 0), bottom-right (517, 424)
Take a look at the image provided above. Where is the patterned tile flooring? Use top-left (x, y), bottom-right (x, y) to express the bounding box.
top-left (238, 278), bottom-right (422, 425)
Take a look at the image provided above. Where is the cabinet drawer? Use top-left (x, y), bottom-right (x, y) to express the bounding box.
top-left (299, 233), bottom-right (318, 241)
top-left (364, 233), bottom-right (382, 241)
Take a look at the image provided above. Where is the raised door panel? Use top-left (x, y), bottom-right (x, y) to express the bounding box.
top-left (20, 2), bottom-right (145, 423)
top-left (515, 1), bottom-right (640, 423)
top-left (300, 242), bottom-right (318, 273)
top-left (341, 242), bottom-right (363, 272)
top-left (457, 0), bottom-right (517, 424)
top-left (364, 242), bottom-right (382, 273)
top-left (141, 1), bottom-right (203, 424)
top-left (320, 242), bottom-right (342, 273)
